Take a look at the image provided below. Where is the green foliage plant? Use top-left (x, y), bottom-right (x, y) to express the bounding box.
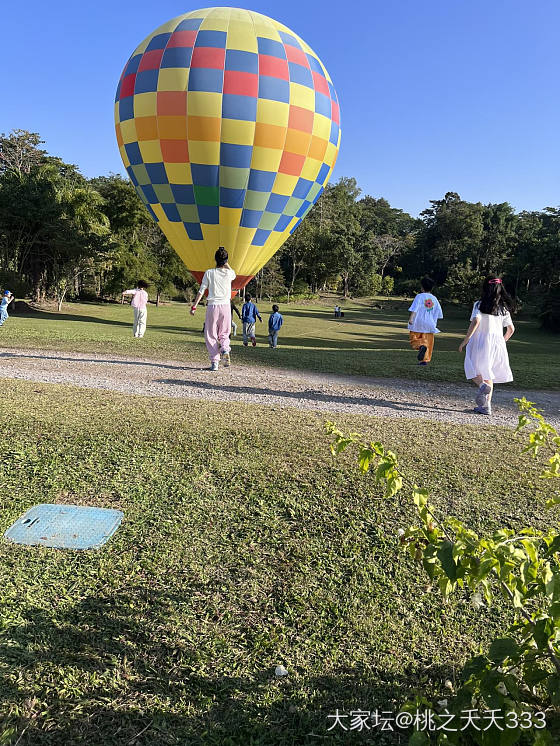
top-left (327, 398), bottom-right (560, 744)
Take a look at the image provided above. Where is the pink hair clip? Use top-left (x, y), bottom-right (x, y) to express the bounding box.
top-left (488, 278), bottom-right (502, 284)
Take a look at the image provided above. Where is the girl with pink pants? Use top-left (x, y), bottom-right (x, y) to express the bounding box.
top-left (191, 248), bottom-right (236, 371)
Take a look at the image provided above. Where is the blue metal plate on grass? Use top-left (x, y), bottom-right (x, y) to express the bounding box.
top-left (4, 504), bottom-right (123, 550)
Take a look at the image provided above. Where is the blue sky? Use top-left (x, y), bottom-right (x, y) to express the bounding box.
top-left (1, 0), bottom-right (558, 216)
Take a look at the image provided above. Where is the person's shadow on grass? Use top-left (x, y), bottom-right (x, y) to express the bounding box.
top-left (0, 585), bottom-right (465, 746)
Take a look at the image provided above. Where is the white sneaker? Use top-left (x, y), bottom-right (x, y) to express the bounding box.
top-left (210, 361), bottom-right (219, 371)
top-left (221, 351), bottom-right (230, 368)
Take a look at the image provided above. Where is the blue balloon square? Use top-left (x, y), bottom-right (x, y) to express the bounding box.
top-left (225, 49), bottom-right (259, 73)
top-left (252, 228), bottom-right (271, 246)
top-left (241, 209), bottom-right (262, 228)
top-left (314, 91), bottom-right (331, 118)
top-left (119, 96), bottom-right (134, 121)
top-left (195, 30), bottom-right (227, 48)
top-left (188, 68), bottom-right (223, 93)
top-left (274, 214), bottom-right (292, 232)
top-left (220, 187), bottom-right (246, 209)
top-left (222, 94), bottom-right (257, 121)
top-left (257, 37), bottom-right (286, 58)
top-left (197, 204), bottom-right (219, 224)
top-left (293, 177), bottom-right (313, 199)
top-left (161, 47), bottom-right (192, 69)
top-left (145, 163), bottom-right (168, 184)
top-left (124, 142), bottom-right (142, 166)
top-left (248, 169), bottom-right (276, 192)
top-left (162, 203), bottom-right (181, 221)
top-left (147, 33), bottom-right (172, 51)
top-left (184, 221), bottom-right (203, 239)
top-left (220, 143), bottom-right (252, 169)
top-left (266, 194), bottom-right (289, 213)
top-left (171, 184), bottom-right (195, 204)
top-left (175, 18), bottom-right (203, 31)
top-left (258, 76), bottom-right (289, 103)
top-left (135, 69), bottom-right (160, 94)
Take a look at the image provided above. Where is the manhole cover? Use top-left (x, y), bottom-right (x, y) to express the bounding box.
top-left (4, 504), bottom-right (123, 550)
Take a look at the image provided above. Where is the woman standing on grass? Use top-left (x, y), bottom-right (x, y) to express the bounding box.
top-left (459, 277), bottom-right (515, 416)
top-left (190, 248), bottom-right (236, 371)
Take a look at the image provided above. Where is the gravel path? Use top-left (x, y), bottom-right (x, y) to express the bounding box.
top-left (1, 348), bottom-right (558, 427)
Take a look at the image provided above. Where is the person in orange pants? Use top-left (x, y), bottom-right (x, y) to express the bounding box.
top-left (407, 277), bottom-right (443, 365)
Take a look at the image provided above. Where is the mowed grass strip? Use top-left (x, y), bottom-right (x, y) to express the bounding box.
top-left (1, 298), bottom-right (558, 389)
top-left (0, 381), bottom-right (555, 745)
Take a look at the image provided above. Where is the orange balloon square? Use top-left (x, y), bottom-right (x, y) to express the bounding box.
top-left (308, 135), bottom-right (328, 161)
top-left (157, 91), bottom-right (187, 116)
top-left (284, 129), bottom-right (311, 156)
top-left (135, 116), bottom-right (159, 141)
top-left (187, 116), bottom-right (221, 141)
top-left (288, 105), bottom-right (314, 133)
top-left (156, 115), bottom-right (188, 139)
top-left (254, 122), bottom-right (286, 149)
top-left (278, 151), bottom-right (305, 176)
top-left (161, 139), bottom-right (190, 163)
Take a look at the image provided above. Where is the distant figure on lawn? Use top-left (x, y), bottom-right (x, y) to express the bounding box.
top-left (122, 281), bottom-right (149, 339)
top-left (459, 277), bottom-right (515, 416)
top-left (231, 300), bottom-right (241, 337)
top-left (191, 247), bottom-right (236, 371)
top-left (0, 290), bottom-right (14, 328)
top-left (242, 294), bottom-right (262, 347)
top-left (268, 304), bottom-right (283, 348)
top-left (407, 276), bottom-right (443, 365)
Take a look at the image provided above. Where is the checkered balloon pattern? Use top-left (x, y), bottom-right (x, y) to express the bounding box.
top-left (115, 7), bottom-right (340, 289)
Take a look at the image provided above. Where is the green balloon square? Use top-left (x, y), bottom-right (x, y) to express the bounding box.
top-left (220, 167), bottom-right (250, 190)
top-left (177, 203), bottom-right (200, 222)
top-left (132, 164), bottom-right (150, 186)
top-left (153, 184), bottom-right (174, 203)
top-left (258, 211), bottom-right (280, 230)
top-left (244, 190), bottom-right (269, 211)
top-left (194, 185), bottom-right (220, 206)
top-left (284, 196), bottom-right (304, 216)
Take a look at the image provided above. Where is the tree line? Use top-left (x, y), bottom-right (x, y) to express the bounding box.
top-left (1, 130), bottom-right (558, 329)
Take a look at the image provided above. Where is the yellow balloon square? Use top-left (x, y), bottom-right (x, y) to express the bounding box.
top-left (300, 157), bottom-right (322, 182)
top-left (312, 114), bottom-right (332, 140)
top-left (250, 146), bottom-right (282, 172)
top-left (187, 91), bottom-right (222, 118)
top-left (157, 68), bottom-right (189, 93)
top-left (200, 13), bottom-right (228, 30)
top-left (139, 140), bottom-right (163, 163)
top-left (272, 173), bottom-right (299, 196)
top-left (119, 145), bottom-right (130, 169)
top-left (119, 119), bottom-right (138, 145)
top-left (324, 142), bottom-right (339, 168)
top-left (256, 99), bottom-right (289, 126)
top-left (227, 22), bottom-right (258, 52)
top-left (165, 163), bottom-right (192, 185)
top-left (188, 140), bottom-right (220, 165)
top-left (133, 92), bottom-right (157, 117)
top-left (289, 83), bottom-right (315, 111)
top-left (219, 119), bottom-right (255, 146)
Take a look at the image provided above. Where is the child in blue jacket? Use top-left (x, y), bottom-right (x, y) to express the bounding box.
top-left (241, 294), bottom-right (262, 346)
top-left (268, 305), bottom-right (283, 348)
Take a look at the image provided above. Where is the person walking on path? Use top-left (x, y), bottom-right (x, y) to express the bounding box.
top-left (459, 277), bottom-right (515, 416)
top-left (0, 290), bottom-right (14, 328)
top-left (191, 248), bottom-right (236, 371)
top-left (241, 294), bottom-right (262, 347)
top-left (407, 276), bottom-right (443, 365)
top-left (122, 281), bottom-right (149, 338)
top-left (268, 304), bottom-right (283, 348)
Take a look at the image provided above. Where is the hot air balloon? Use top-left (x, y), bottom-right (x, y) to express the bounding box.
top-left (115, 7), bottom-right (340, 292)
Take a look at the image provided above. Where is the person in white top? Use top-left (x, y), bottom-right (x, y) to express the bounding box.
top-left (191, 248), bottom-right (236, 371)
top-left (122, 280), bottom-right (149, 338)
top-left (407, 277), bottom-right (443, 365)
top-left (459, 277), bottom-right (515, 416)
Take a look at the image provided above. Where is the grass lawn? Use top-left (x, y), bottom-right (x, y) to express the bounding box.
top-left (1, 297), bottom-right (558, 389)
top-left (0, 380), bottom-right (556, 745)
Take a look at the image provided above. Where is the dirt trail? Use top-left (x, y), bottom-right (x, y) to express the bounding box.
top-left (1, 348), bottom-right (558, 427)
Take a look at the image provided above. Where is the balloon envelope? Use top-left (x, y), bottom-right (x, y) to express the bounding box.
top-left (115, 7), bottom-right (340, 289)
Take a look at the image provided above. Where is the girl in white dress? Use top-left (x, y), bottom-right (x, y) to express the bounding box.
top-left (459, 277), bottom-right (515, 416)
